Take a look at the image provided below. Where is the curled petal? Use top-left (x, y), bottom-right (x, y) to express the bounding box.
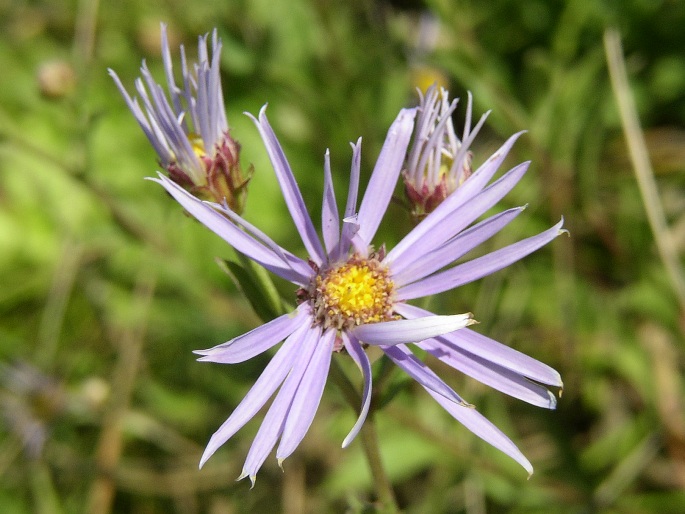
top-left (351, 313), bottom-right (475, 346)
top-left (321, 149), bottom-right (340, 255)
top-left (341, 333), bottom-right (372, 448)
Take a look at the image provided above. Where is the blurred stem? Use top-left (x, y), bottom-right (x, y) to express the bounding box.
top-left (330, 358), bottom-right (398, 513)
top-left (86, 274), bottom-right (156, 514)
top-left (30, 461), bottom-right (64, 514)
top-left (36, 239), bottom-right (83, 369)
top-left (604, 29), bottom-right (685, 314)
top-left (72, 0), bottom-right (100, 69)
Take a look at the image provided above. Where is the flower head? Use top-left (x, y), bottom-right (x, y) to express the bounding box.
top-left (110, 24), bottom-right (252, 212)
top-left (403, 85), bottom-right (479, 220)
top-left (152, 103), bottom-right (564, 484)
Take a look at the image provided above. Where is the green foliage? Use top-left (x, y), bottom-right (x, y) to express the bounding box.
top-left (1, 0), bottom-right (685, 512)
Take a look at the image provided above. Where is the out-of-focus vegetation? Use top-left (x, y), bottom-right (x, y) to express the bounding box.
top-left (2, 0), bottom-right (685, 512)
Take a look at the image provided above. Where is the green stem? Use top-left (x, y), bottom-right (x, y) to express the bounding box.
top-left (330, 358), bottom-right (399, 512)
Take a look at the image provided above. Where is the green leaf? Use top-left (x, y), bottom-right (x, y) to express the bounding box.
top-left (217, 256), bottom-right (286, 322)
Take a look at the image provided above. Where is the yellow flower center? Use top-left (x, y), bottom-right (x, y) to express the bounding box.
top-left (188, 132), bottom-right (206, 158)
top-left (311, 255), bottom-right (395, 330)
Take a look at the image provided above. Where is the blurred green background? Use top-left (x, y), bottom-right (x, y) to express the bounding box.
top-left (2, 0), bottom-right (685, 512)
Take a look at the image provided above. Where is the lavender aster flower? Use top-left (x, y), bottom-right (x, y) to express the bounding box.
top-left (404, 85), bottom-right (477, 220)
top-left (151, 104), bottom-right (564, 484)
top-left (110, 24), bottom-right (252, 212)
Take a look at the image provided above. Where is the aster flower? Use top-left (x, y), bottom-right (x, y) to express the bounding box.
top-left (151, 104), bottom-right (564, 484)
top-left (110, 24), bottom-right (252, 212)
top-left (403, 85), bottom-right (476, 220)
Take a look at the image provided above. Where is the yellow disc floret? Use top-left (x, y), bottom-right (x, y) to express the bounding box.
top-left (310, 254), bottom-right (396, 330)
top-left (188, 132), bottom-right (207, 158)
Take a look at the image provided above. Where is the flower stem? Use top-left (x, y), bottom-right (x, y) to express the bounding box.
top-left (330, 358), bottom-right (399, 512)
top-left (358, 414), bottom-right (399, 513)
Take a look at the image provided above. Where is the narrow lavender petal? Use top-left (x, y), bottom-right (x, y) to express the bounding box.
top-left (180, 45), bottom-right (196, 128)
top-left (393, 206), bottom-right (525, 286)
top-left (344, 139), bottom-right (362, 219)
top-left (195, 305), bottom-right (309, 363)
top-left (394, 303), bottom-right (562, 387)
top-left (138, 66), bottom-right (201, 175)
top-left (207, 33), bottom-right (226, 141)
top-left (276, 328), bottom-right (335, 462)
top-left (198, 322), bottom-right (310, 467)
top-left (414, 97), bottom-right (458, 186)
top-left (194, 34), bottom-right (212, 144)
top-left (321, 149), bottom-right (340, 256)
top-left (398, 219), bottom-right (566, 300)
top-left (462, 91), bottom-right (473, 142)
top-left (356, 108), bottom-right (416, 245)
top-left (424, 387), bottom-right (533, 476)
top-left (239, 325), bottom-right (321, 484)
top-left (388, 161), bottom-right (530, 275)
top-left (418, 337), bottom-right (557, 408)
top-left (247, 107), bottom-right (325, 265)
top-left (210, 200), bottom-right (312, 283)
top-left (108, 70), bottom-right (173, 164)
top-left (341, 333), bottom-right (372, 448)
top-left (385, 131), bottom-right (525, 265)
top-left (211, 29), bottom-right (229, 132)
top-left (351, 313), bottom-right (474, 346)
top-left (160, 24), bottom-right (184, 119)
top-left (336, 139), bottom-right (362, 262)
top-left (448, 107), bottom-right (490, 186)
top-left (405, 86), bottom-right (441, 181)
top-left (382, 344), bottom-right (469, 405)
top-left (150, 175), bottom-right (311, 284)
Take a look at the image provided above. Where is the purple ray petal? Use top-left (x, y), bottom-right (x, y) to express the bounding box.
top-left (150, 175), bottom-right (311, 285)
top-left (336, 139), bottom-right (362, 262)
top-left (419, 337), bottom-right (556, 408)
top-left (398, 219), bottom-right (566, 300)
top-left (388, 161), bottom-right (529, 274)
top-left (424, 386), bottom-right (533, 476)
top-left (210, 200), bottom-right (312, 284)
top-left (277, 328), bottom-right (335, 462)
top-left (108, 69), bottom-right (174, 165)
top-left (321, 149), bottom-right (340, 256)
top-left (160, 24), bottom-right (184, 119)
top-left (198, 322), bottom-right (312, 468)
top-left (238, 325), bottom-right (321, 485)
top-left (356, 108), bottom-right (416, 245)
top-left (195, 305), bottom-right (309, 363)
top-left (393, 206), bottom-right (525, 286)
top-left (341, 333), bottom-right (372, 448)
top-left (394, 303), bottom-right (562, 387)
top-left (246, 107), bottom-right (325, 265)
top-left (385, 132), bottom-right (525, 265)
top-left (351, 313), bottom-right (474, 346)
top-left (382, 344), bottom-right (468, 405)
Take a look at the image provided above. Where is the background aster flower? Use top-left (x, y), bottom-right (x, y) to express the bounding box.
top-left (403, 85), bottom-right (478, 220)
top-left (110, 24), bottom-right (252, 212)
top-left (151, 103), bottom-right (564, 484)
